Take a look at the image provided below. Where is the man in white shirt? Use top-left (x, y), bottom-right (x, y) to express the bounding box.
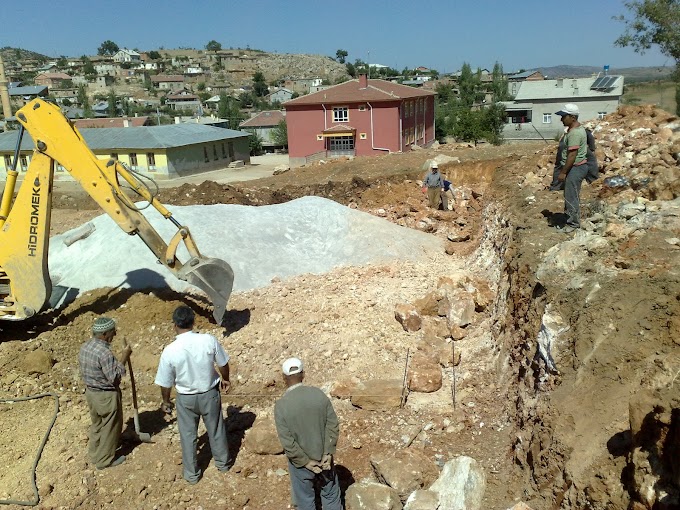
top-left (154, 305), bottom-right (231, 484)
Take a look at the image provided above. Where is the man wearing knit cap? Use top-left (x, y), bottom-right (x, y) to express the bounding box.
top-left (274, 357), bottom-right (341, 510)
top-left (79, 316), bottom-right (131, 469)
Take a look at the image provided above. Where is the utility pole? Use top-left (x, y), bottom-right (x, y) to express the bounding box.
top-left (0, 53), bottom-right (13, 132)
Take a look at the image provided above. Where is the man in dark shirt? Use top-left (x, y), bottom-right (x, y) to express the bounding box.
top-left (79, 316), bottom-right (131, 469)
top-left (274, 358), bottom-right (341, 510)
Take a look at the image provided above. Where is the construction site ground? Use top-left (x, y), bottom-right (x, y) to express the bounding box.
top-left (1, 107), bottom-right (679, 510)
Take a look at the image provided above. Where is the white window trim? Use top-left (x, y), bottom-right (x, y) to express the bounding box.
top-left (543, 113), bottom-right (551, 124)
top-left (333, 106), bottom-right (349, 123)
top-left (597, 112), bottom-right (606, 120)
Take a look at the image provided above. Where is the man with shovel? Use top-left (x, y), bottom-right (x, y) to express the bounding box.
top-left (154, 305), bottom-right (232, 484)
top-left (79, 316), bottom-right (131, 469)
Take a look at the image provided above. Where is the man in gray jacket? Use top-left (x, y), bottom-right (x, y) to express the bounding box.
top-left (274, 357), bottom-right (341, 510)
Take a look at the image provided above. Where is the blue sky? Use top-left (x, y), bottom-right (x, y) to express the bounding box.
top-left (2, 0), bottom-right (672, 73)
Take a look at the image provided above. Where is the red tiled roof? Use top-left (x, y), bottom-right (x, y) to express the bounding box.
top-left (283, 78), bottom-right (435, 106)
top-left (73, 117), bottom-right (151, 129)
top-left (150, 75), bottom-right (185, 83)
top-left (239, 110), bottom-right (285, 128)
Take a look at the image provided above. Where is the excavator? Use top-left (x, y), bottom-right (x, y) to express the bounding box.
top-left (0, 98), bottom-right (234, 323)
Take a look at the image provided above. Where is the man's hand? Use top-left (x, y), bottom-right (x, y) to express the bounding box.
top-left (557, 171), bottom-right (567, 183)
top-left (161, 401), bottom-right (174, 414)
top-left (321, 454), bottom-right (333, 471)
top-left (304, 460), bottom-right (322, 474)
top-left (120, 340), bottom-right (132, 364)
top-left (220, 379), bottom-right (231, 393)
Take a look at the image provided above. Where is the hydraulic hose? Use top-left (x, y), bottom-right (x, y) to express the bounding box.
top-left (0, 393), bottom-right (60, 507)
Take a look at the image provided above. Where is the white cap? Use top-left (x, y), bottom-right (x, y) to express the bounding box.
top-left (431, 161), bottom-right (438, 169)
top-left (282, 357), bottom-right (304, 376)
top-left (555, 103), bottom-right (579, 116)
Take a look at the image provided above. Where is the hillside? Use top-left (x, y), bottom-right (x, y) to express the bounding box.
top-left (533, 64), bottom-right (674, 81)
top-left (0, 46), bottom-right (49, 63)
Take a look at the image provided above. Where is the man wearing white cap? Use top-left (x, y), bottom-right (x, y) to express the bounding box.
top-left (422, 161), bottom-right (445, 209)
top-left (554, 103), bottom-right (589, 233)
top-left (274, 357), bottom-right (341, 510)
top-left (79, 316), bottom-right (131, 469)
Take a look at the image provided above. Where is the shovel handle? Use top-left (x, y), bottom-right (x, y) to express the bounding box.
top-left (127, 358), bottom-right (139, 410)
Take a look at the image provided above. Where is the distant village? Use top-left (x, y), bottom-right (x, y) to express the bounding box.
top-left (0, 44), bottom-right (624, 177)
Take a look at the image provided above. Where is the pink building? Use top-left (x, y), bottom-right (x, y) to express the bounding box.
top-left (284, 75), bottom-right (436, 167)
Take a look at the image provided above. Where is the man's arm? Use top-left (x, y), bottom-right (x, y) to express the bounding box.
top-left (324, 399), bottom-right (339, 455)
top-left (558, 149), bottom-right (577, 182)
top-left (217, 362), bottom-right (231, 392)
top-left (160, 386), bottom-right (173, 414)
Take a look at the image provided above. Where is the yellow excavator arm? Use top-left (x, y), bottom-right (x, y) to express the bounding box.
top-left (0, 98), bottom-right (234, 322)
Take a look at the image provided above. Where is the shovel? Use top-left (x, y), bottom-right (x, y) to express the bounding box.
top-left (124, 343), bottom-right (153, 443)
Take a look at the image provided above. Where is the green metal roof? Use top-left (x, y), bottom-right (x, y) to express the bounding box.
top-left (0, 123), bottom-right (250, 152)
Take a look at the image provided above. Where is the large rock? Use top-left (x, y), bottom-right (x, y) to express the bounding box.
top-left (243, 417), bottom-right (283, 455)
top-left (370, 450), bottom-right (439, 501)
top-left (351, 379), bottom-right (403, 410)
top-left (407, 354), bottom-right (442, 393)
top-left (444, 292), bottom-right (476, 328)
top-left (346, 479), bottom-right (403, 510)
top-left (404, 489), bottom-right (440, 510)
top-left (429, 457), bottom-right (486, 510)
top-left (20, 350), bottom-right (54, 375)
top-left (395, 304), bottom-right (422, 332)
top-left (417, 335), bottom-right (460, 367)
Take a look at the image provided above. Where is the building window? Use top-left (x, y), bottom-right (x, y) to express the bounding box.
top-left (359, 133), bottom-right (367, 140)
top-left (3, 155), bottom-right (12, 170)
top-left (333, 107), bottom-right (348, 122)
top-left (20, 155), bottom-right (28, 172)
top-left (146, 153), bottom-right (156, 171)
top-left (511, 83), bottom-right (518, 95)
top-left (598, 111), bottom-right (606, 120)
top-left (204, 147), bottom-right (209, 163)
top-left (213, 145), bottom-right (219, 161)
top-left (328, 136), bottom-right (354, 151)
top-left (542, 113), bottom-right (551, 124)
top-left (56, 164), bottom-right (65, 172)
top-left (129, 153), bottom-right (138, 169)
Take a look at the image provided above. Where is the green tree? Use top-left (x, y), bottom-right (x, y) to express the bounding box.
top-left (615, 0), bottom-right (680, 114)
top-left (97, 40), bottom-right (119, 56)
top-left (271, 120), bottom-right (288, 147)
top-left (346, 62), bottom-right (356, 78)
top-left (335, 49), bottom-right (348, 63)
top-left (252, 72), bottom-right (268, 97)
top-left (62, 98), bottom-right (72, 107)
top-left (435, 81), bottom-right (453, 103)
top-left (56, 56), bottom-right (68, 69)
top-left (77, 84), bottom-right (92, 117)
top-left (246, 129), bottom-right (263, 155)
top-left (218, 92), bottom-right (244, 128)
top-left (490, 62), bottom-right (510, 102)
top-left (453, 108), bottom-right (484, 143)
top-left (82, 58), bottom-right (96, 81)
top-left (107, 89), bottom-right (117, 116)
top-left (205, 40), bottom-right (222, 52)
top-left (148, 50), bottom-right (161, 60)
top-left (196, 82), bottom-right (206, 91)
top-left (481, 103), bottom-right (506, 145)
top-left (458, 63), bottom-right (478, 107)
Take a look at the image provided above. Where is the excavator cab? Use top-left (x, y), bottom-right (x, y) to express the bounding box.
top-left (0, 99), bottom-right (234, 323)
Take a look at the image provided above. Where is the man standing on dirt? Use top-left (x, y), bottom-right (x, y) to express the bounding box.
top-left (79, 316), bottom-right (131, 469)
top-left (154, 305), bottom-right (232, 484)
top-left (422, 161), bottom-right (445, 209)
top-left (274, 357), bottom-right (341, 510)
top-left (555, 103), bottom-right (589, 233)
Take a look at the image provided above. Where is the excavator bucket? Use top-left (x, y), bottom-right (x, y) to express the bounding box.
top-left (179, 257), bottom-right (235, 324)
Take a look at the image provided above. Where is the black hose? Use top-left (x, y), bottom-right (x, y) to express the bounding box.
top-left (0, 393), bottom-right (60, 507)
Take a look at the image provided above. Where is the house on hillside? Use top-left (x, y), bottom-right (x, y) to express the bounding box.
top-left (267, 88), bottom-right (294, 104)
top-left (113, 49), bottom-right (141, 63)
top-left (283, 74), bottom-right (436, 167)
top-left (151, 75), bottom-right (185, 91)
top-left (0, 124), bottom-right (250, 181)
top-left (8, 85), bottom-right (48, 106)
top-left (239, 110), bottom-right (286, 151)
top-left (34, 72), bottom-right (72, 88)
top-left (507, 70), bottom-right (545, 82)
top-left (502, 75), bottom-right (624, 141)
top-left (165, 90), bottom-right (201, 113)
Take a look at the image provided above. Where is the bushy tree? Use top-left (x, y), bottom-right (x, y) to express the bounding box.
top-left (56, 56), bottom-right (68, 69)
top-left (147, 50), bottom-right (161, 60)
top-left (246, 129), bottom-right (263, 155)
top-left (77, 84), bottom-right (92, 117)
top-left (458, 63), bottom-right (478, 107)
top-left (491, 62), bottom-right (510, 102)
top-left (346, 62), bottom-right (356, 78)
top-left (218, 92), bottom-right (244, 128)
top-left (107, 89), bottom-right (117, 116)
top-left (271, 120), bottom-right (288, 147)
top-left (335, 49), bottom-right (348, 63)
top-left (97, 40), bottom-right (119, 56)
top-left (205, 40), bottom-right (222, 52)
top-left (252, 72), bottom-right (268, 97)
top-left (615, 0), bottom-right (680, 114)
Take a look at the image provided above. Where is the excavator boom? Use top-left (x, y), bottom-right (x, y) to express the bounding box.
top-left (0, 99), bottom-right (233, 322)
